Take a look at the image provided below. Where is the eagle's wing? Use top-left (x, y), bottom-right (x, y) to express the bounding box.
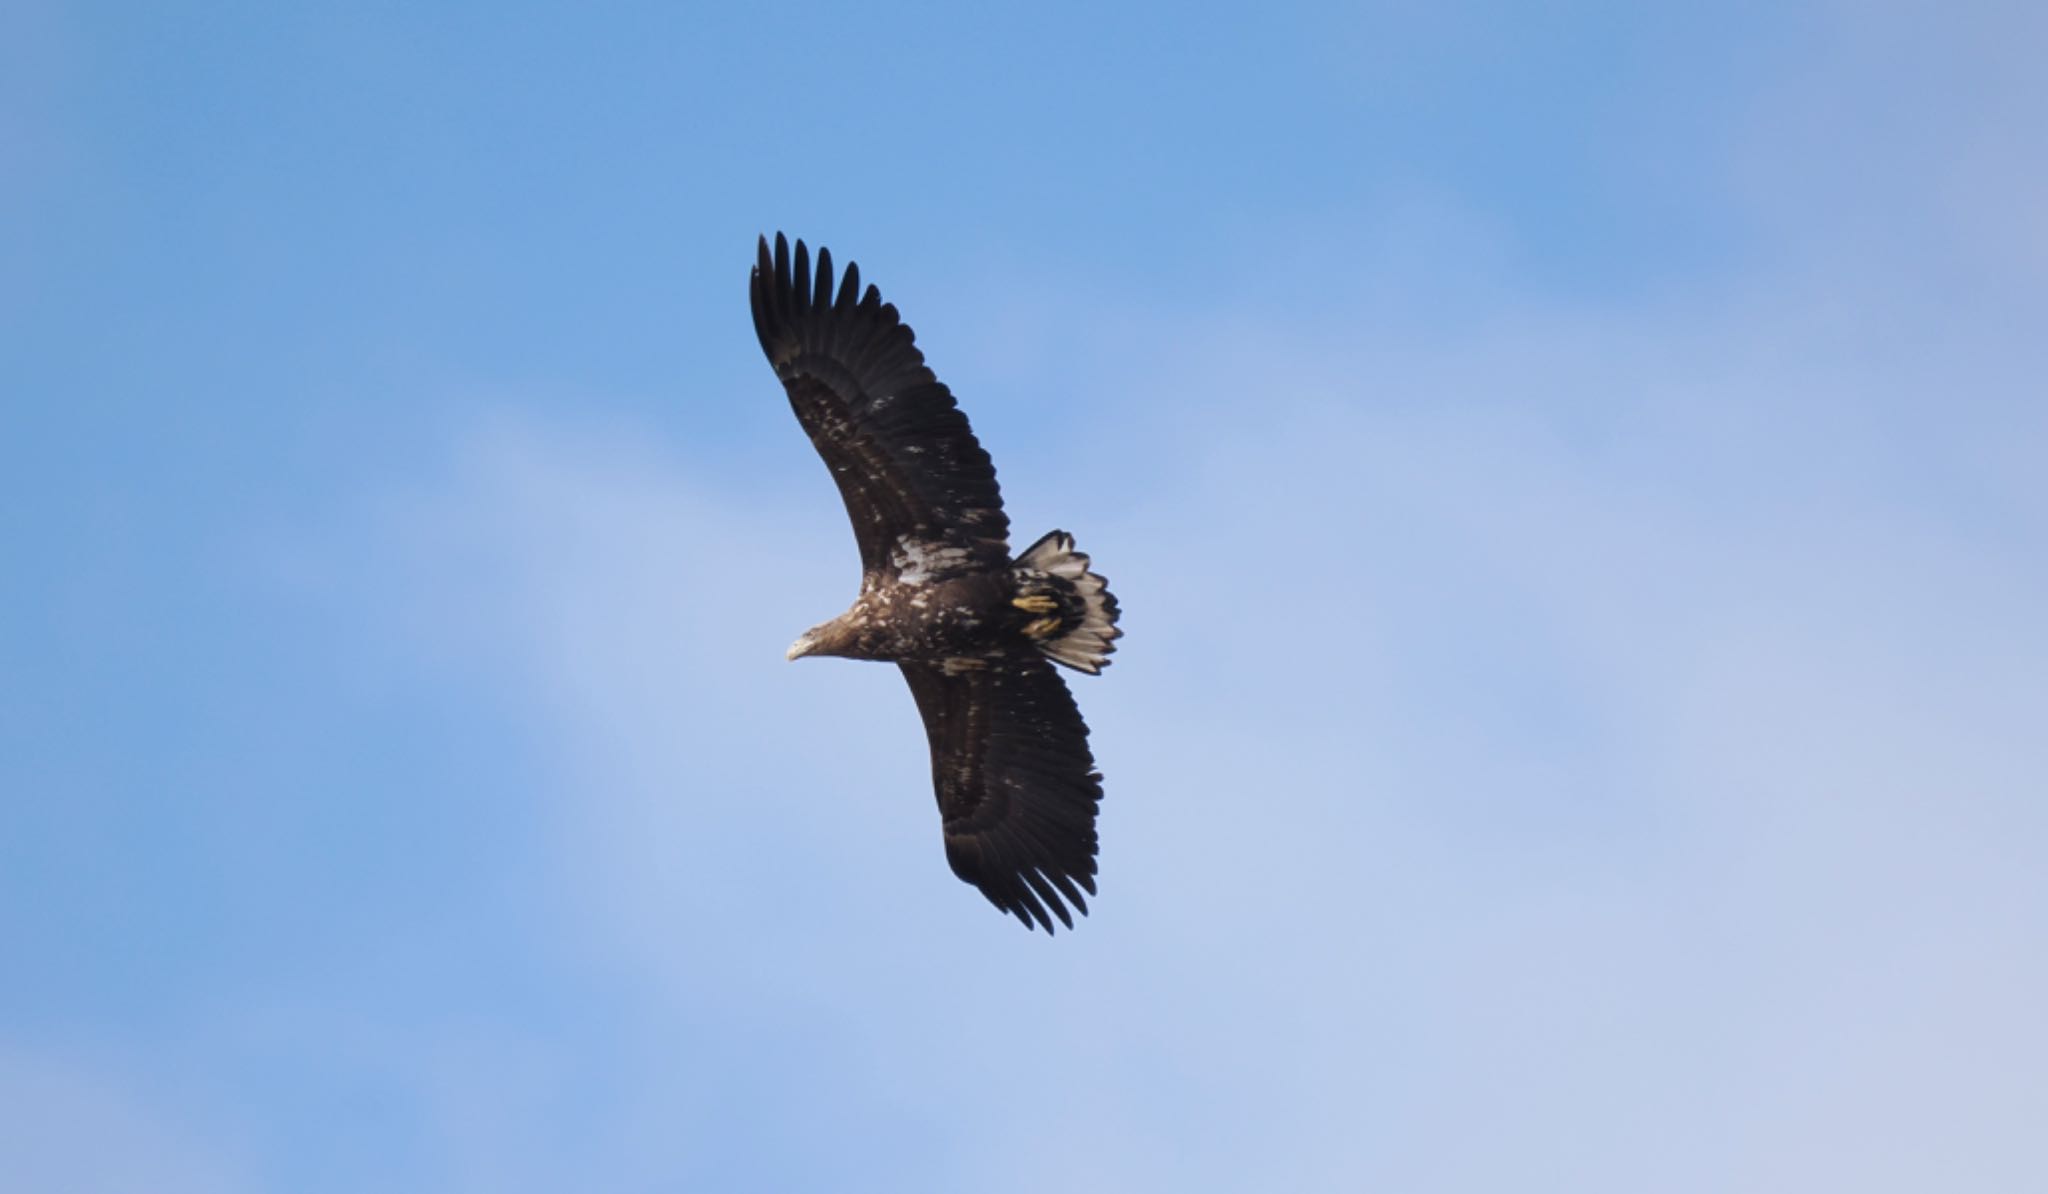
top-left (751, 233), bottom-right (1009, 580)
top-left (898, 656), bottom-right (1103, 932)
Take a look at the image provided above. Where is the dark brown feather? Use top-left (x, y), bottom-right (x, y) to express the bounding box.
top-left (899, 656), bottom-right (1103, 932)
top-left (751, 233), bottom-right (1009, 578)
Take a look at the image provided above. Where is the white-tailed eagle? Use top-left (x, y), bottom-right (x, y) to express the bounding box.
top-left (750, 233), bottom-right (1121, 933)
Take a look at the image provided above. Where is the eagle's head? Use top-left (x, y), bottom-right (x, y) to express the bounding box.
top-left (788, 599), bottom-right (886, 662)
top-left (787, 612), bottom-right (860, 661)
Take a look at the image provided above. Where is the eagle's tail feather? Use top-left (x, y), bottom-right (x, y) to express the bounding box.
top-left (1015, 531), bottom-right (1121, 675)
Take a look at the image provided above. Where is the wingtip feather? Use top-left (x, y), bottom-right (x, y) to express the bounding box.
top-left (791, 239), bottom-right (811, 318)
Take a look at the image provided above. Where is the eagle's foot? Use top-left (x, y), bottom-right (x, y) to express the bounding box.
top-left (1012, 594), bottom-right (1060, 614)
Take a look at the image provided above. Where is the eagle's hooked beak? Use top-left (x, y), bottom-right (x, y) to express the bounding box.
top-left (786, 632), bottom-right (819, 662)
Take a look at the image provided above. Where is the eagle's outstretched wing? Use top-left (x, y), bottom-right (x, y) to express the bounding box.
top-left (750, 233), bottom-right (1009, 579)
top-left (898, 657), bottom-right (1103, 932)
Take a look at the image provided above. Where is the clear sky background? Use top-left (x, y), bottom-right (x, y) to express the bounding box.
top-left (5, 2), bottom-right (2045, 1190)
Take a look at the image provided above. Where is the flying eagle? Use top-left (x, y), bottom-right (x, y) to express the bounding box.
top-left (750, 233), bottom-right (1122, 933)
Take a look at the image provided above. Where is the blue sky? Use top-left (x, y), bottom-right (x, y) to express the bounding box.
top-left (5, 1), bottom-right (2045, 1190)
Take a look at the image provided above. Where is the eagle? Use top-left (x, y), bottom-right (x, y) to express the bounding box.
top-left (750, 233), bottom-right (1122, 933)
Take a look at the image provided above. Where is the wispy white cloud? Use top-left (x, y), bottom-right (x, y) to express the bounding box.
top-left (0, 1044), bottom-right (252, 1194)
top-left (313, 6), bottom-right (2048, 1189)
top-left (11, 1), bottom-right (2039, 1190)
top-left (359, 233), bottom-right (2044, 1189)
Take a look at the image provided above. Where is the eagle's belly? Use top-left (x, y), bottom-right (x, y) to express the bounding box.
top-left (869, 573), bottom-right (1012, 661)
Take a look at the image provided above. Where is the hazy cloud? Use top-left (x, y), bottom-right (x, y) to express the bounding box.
top-left (362, 165), bottom-right (2046, 1183)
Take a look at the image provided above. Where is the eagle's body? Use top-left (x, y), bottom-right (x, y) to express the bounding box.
top-left (787, 535), bottom-right (1110, 671)
top-left (789, 571), bottom-right (1011, 665)
top-left (751, 234), bottom-right (1120, 933)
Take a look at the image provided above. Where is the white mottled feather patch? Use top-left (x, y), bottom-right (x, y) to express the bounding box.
top-left (892, 536), bottom-right (971, 586)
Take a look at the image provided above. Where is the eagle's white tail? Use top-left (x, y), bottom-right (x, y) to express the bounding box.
top-left (1016, 531), bottom-right (1121, 675)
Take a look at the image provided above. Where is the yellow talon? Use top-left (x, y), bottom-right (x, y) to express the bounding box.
top-left (1012, 595), bottom-right (1059, 613)
top-left (1023, 616), bottom-right (1062, 639)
